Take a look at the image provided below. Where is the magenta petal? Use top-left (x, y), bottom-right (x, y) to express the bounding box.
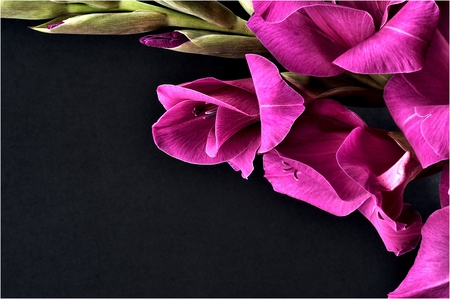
top-left (334, 1), bottom-right (439, 74)
top-left (385, 75), bottom-right (447, 168)
top-left (205, 106), bottom-right (259, 157)
top-left (252, 1), bottom-right (320, 22)
top-left (227, 125), bottom-right (261, 179)
top-left (302, 5), bottom-right (375, 49)
top-left (307, 99), bottom-right (367, 129)
top-left (389, 206), bottom-right (449, 297)
top-left (359, 198), bottom-right (422, 256)
top-left (246, 54), bottom-right (305, 153)
top-left (340, 1), bottom-right (404, 29)
top-left (247, 8), bottom-right (346, 76)
top-left (263, 149), bottom-right (369, 216)
top-left (337, 127), bottom-right (420, 219)
top-left (158, 79), bottom-right (258, 115)
top-left (440, 161), bottom-right (449, 208)
top-left (403, 29), bottom-right (449, 104)
top-left (437, 1), bottom-right (449, 42)
top-left (153, 101), bottom-right (248, 164)
top-left (415, 105), bottom-right (449, 160)
top-left (263, 108), bottom-right (370, 216)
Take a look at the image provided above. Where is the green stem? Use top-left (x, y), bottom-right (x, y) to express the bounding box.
top-left (369, 74), bottom-right (392, 88)
top-left (117, 0), bottom-right (254, 36)
top-left (343, 72), bottom-right (384, 90)
top-left (66, 3), bottom-right (115, 14)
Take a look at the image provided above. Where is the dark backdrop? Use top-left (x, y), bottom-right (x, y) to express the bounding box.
top-left (1, 3), bottom-right (442, 297)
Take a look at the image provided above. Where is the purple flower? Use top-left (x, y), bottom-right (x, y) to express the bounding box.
top-left (247, 1), bottom-right (439, 76)
top-left (385, 24), bottom-right (449, 168)
top-left (152, 55), bottom-right (305, 178)
top-left (140, 31), bottom-right (190, 48)
top-left (337, 126), bottom-right (423, 255)
top-left (388, 206), bottom-right (449, 298)
top-left (263, 99), bottom-right (422, 254)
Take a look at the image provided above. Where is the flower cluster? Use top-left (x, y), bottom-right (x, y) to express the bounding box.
top-left (3, 0), bottom-right (448, 297)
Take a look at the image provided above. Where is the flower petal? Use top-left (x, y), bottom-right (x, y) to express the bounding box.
top-left (153, 101), bottom-right (248, 164)
top-left (252, 1), bottom-right (320, 22)
top-left (358, 199), bottom-right (423, 256)
top-left (263, 111), bottom-right (370, 216)
top-left (388, 206), bottom-right (449, 297)
top-left (247, 7), bottom-right (345, 76)
top-left (301, 4), bottom-right (375, 49)
top-left (415, 105), bottom-right (449, 160)
top-left (337, 127), bottom-right (422, 218)
top-left (227, 124), bottom-right (261, 179)
top-left (157, 78), bottom-right (258, 115)
top-left (205, 106), bottom-right (259, 157)
top-left (385, 75), bottom-right (446, 168)
top-left (334, 1), bottom-right (439, 74)
top-left (340, 1), bottom-right (404, 29)
top-left (246, 54), bottom-right (305, 153)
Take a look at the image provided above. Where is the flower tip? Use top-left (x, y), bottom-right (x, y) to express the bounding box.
top-left (47, 21), bottom-right (64, 29)
top-left (139, 32), bottom-right (189, 49)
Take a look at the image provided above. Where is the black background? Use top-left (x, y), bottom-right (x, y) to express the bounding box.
top-left (1, 2), bottom-right (443, 297)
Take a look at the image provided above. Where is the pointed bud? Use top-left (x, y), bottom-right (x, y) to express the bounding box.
top-left (1, 0), bottom-right (69, 19)
top-left (31, 11), bottom-right (168, 35)
top-left (154, 0), bottom-right (237, 29)
top-left (140, 30), bottom-right (269, 59)
top-left (238, 0), bottom-right (254, 15)
top-left (50, 0), bottom-right (119, 9)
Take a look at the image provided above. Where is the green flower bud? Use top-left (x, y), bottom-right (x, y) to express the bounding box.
top-left (31, 11), bottom-right (168, 35)
top-left (154, 0), bottom-right (237, 29)
top-left (140, 29), bottom-right (269, 59)
top-left (1, 0), bottom-right (69, 19)
top-left (50, 0), bottom-right (119, 9)
top-left (238, 0), bottom-right (254, 15)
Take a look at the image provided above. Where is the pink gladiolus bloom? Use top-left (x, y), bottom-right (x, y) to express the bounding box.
top-left (337, 127), bottom-right (423, 255)
top-left (152, 55), bottom-right (304, 178)
top-left (263, 99), bottom-right (422, 254)
top-left (385, 25), bottom-right (449, 169)
top-left (388, 206), bottom-right (449, 298)
top-left (247, 0), bottom-right (439, 76)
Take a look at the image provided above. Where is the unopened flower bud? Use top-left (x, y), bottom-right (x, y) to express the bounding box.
top-left (140, 30), bottom-right (269, 59)
top-left (50, 0), bottom-right (119, 9)
top-left (32, 11), bottom-right (168, 35)
top-left (154, 0), bottom-right (237, 29)
top-left (1, 0), bottom-right (68, 19)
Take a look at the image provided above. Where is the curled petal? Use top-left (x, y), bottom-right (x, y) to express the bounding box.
top-left (359, 199), bottom-right (422, 256)
top-left (246, 54), bottom-right (305, 153)
top-left (334, 1), bottom-right (439, 74)
top-left (157, 78), bottom-right (258, 115)
top-left (340, 1), bottom-right (405, 29)
top-left (227, 125), bottom-right (261, 179)
top-left (388, 206), bottom-right (449, 297)
top-left (153, 101), bottom-right (252, 165)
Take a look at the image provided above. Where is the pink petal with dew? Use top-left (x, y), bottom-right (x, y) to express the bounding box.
top-left (246, 54), bottom-right (305, 153)
top-left (388, 206), bottom-right (449, 297)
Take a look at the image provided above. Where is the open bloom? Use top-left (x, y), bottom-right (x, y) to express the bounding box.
top-left (152, 54), bottom-right (304, 178)
top-left (263, 99), bottom-right (422, 254)
top-left (385, 15), bottom-right (449, 168)
top-left (247, 0), bottom-right (439, 76)
top-left (388, 206), bottom-right (449, 298)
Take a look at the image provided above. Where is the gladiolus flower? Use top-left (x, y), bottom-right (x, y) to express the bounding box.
top-left (152, 55), bottom-right (304, 178)
top-left (388, 206), bottom-right (449, 298)
top-left (385, 25), bottom-right (449, 168)
top-left (247, 1), bottom-right (439, 76)
top-left (263, 99), bottom-right (423, 254)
